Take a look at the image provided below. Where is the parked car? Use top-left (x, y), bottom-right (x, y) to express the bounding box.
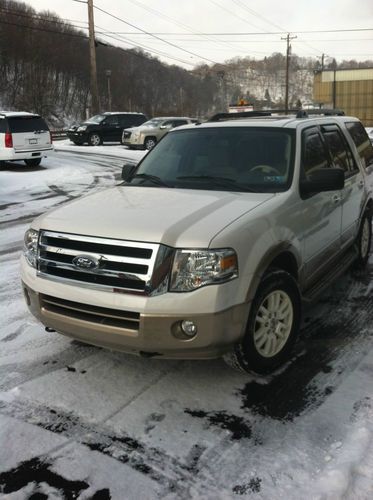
top-left (122, 116), bottom-right (198, 150)
top-left (21, 111), bottom-right (373, 374)
top-left (67, 112), bottom-right (147, 146)
top-left (0, 111), bottom-right (53, 167)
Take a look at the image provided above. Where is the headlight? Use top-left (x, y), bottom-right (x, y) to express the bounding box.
top-left (23, 229), bottom-right (39, 268)
top-left (170, 248), bottom-right (238, 292)
top-left (77, 125), bottom-right (87, 131)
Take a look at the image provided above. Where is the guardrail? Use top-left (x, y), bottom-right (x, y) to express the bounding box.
top-left (51, 130), bottom-right (68, 141)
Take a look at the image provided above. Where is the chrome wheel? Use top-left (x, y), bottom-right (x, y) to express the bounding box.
top-left (253, 289), bottom-right (293, 358)
top-left (145, 138), bottom-right (156, 150)
top-left (89, 133), bottom-right (101, 146)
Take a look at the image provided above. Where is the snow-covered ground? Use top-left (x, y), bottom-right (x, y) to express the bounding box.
top-left (0, 145), bottom-right (373, 499)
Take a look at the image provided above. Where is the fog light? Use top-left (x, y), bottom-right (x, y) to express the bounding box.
top-left (181, 320), bottom-right (197, 337)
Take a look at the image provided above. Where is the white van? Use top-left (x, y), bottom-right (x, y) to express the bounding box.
top-left (0, 111), bottom-right (53, 166)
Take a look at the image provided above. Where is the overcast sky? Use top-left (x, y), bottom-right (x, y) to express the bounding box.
top-left (28, 0), bottom-right (373, 68)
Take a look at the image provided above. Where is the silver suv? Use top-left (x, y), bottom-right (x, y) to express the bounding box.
top-left (21, 111), bottom-right (373, 374)
top-left (122, 116), bottom-right (197, 150)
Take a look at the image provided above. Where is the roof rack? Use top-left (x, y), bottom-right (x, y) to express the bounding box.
top-left (207, 108), bottom-right (345, 122)
top-left (207, 111), bottom-right (271, 122)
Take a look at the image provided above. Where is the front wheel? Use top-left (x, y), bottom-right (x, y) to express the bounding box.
top-left (355, 212), bottom-right (372, 268)
top-left (224, 269), bottom-right (301, 374)
top-left (24, 158), bottom-right (42, 167)
top-left (88, 133), bottom-right (102, 146)
top-left (144, 137), bottom-right (157, 150)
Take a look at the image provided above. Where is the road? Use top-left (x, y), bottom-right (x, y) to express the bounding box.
top-left (1, 145), bottom-right (373, 499)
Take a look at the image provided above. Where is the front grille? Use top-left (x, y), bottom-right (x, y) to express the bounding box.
top-left (40, 294), bottom-right (140, 330)
top-left (38, 231), bottom-right (160, 294)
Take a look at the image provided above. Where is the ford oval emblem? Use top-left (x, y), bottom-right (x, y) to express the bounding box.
top-left (72, 255), bottom-right (100, 270)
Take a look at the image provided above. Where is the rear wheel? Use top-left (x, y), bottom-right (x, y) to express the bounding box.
top-left (144, 137), bottom-right (157, 150)
top-left (88, 133), bottom-right (102, 146)
top-left (355, 212), bottom-right (372, 268)
top-left (24, 158), bottom-right (42, 167)
top-left (224, 269), bottom-right (301, 374)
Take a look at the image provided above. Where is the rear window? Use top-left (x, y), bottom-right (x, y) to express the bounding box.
top-left (8, 116), bottom-right (49, 133)
top-left (345, 121), bottom-right (373, 170)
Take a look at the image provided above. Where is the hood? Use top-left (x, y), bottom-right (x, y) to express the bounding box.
top-left (32, 186), bottom-right (274, 248)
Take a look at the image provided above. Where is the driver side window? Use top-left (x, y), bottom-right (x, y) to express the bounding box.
top-left (302, 128), bottom-right (330, 175)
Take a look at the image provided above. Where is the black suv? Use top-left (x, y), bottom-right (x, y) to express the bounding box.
top-left (67, 112), bottom-right (147, 146)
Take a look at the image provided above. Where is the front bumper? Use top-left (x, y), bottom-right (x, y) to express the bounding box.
top-left (67, 131), bottom-right (88, 143)
top-left (21, 255), bottom-right (249, 359)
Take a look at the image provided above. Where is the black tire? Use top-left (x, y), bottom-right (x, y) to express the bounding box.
top-left (224, 269), bottom-right (301, 374)
top-left (144, 137), bottom-right (157, 150)
top-left (73, 141), bottom-right (83, 146)
top-left (355, 212), bottom-right (372, 268)
top-left (88, 133), bottom-right (102, 146)
top-left (24, 158), bottom-right (42, 167)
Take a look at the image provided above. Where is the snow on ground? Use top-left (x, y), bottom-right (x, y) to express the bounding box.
top-left (0, 146), bottom-right (373, 499)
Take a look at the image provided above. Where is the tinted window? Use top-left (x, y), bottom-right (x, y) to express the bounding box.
top-left (8, 116), bottom-right (48, 133)
top-left (0, 117), bottom-right (6, 133)
top-left (129, 127), bottom-right (295, 193)
top-left (172, 120), bottom-right (188, 127)
top-left (322, 125), bottom-right (357, 174)
top-left (302, 128), bottom-right (330, 175)
top-left (103, 115), bottom-right (119, 126)
top-left (346, 121), bottom-right (373, 170)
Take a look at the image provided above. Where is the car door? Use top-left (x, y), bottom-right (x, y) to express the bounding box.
top-left (300, 126), bottom-right (343, 280)
top-left (102, 115), bottom-right (120, 141)
top-left (321, 124), bottom-right (365, 247)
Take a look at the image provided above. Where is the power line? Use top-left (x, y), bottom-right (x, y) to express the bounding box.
top-left (93, 4), bottom-right (221, 65)
top-left (0, 6), bottom-right (89, 29)
top-left (125, 0), bottom-right (250, 55)
top-left (0, 19), bottom-right (88, 38)
top-left (100, 28), bottom-right (372, 35)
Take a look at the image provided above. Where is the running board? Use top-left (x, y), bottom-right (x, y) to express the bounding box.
top-left (302, 248), bottom-right (358, 303)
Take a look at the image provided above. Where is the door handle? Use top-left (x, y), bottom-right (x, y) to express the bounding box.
top-left (332, 194), bottom-right (341, 203)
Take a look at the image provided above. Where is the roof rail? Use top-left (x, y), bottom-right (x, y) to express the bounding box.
top-left (207, 108), bottom-right (345, 122)
top-left (207, 111), bottom-right (271, 122)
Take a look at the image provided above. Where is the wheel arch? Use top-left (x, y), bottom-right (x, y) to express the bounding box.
top-left (245, 243), bottom-right (301, 303)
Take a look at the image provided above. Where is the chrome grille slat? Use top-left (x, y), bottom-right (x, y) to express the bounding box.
top-left (37, 230), bottom-right (160, 294)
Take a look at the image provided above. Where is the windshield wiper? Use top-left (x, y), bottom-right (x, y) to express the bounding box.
top-left (131, 173), bottom-right (171, 187)
top-left (176, 175), bottom-right (257, 192)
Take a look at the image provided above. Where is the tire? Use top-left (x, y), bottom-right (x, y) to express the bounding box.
top-left (224, 269), bottom-right (301, 374)
top-left (355, 212), bottom-right (372, 268)
top-left (24, 158), bottom-right (42, 167)
top-left (73, 141), bottom-right (83, 146)
top-left (88, 133), bottom-right (102, 146)
top-left (144, 137), bottom-right (157, 150)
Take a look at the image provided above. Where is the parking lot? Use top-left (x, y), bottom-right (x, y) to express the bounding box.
top-left (1, 145), bottom-right (373, 499)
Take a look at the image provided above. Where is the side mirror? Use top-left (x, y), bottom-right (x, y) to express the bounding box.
top-left (300, 167), bottom-right (345, 195)
top-left (160, 124), bottom-right (172, 130)
top-left (122, 163), bottom-right (136, 181)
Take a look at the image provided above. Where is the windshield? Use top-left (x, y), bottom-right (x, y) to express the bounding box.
top-left (86, 114), bottom-right (106, 124)
top-left (141, 118), bottom-right (166, 127)
top-left (127, 127), bottom-right (295, 193)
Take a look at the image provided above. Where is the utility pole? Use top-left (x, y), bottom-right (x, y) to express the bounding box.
top-left (281, 33), bottom-right (297, 113)
top-left (105, 69), bottom-right (112, 111)
top-left (88, 0), bottom-right (100, 114)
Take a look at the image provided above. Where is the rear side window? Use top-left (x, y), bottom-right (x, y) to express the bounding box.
top-left (345, 121), bottom-right (373, 170)
top-left (0, 117), bottom-right (6, 133)
top-left (8, 116), bottom-right (48, 133)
